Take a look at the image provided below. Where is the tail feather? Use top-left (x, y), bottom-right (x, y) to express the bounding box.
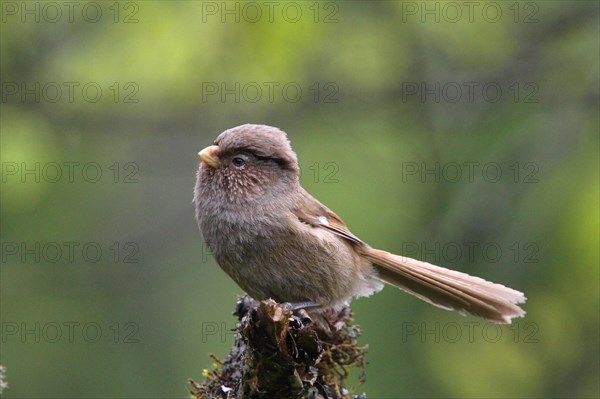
top-left (361, 248), bottom-right (526, 324)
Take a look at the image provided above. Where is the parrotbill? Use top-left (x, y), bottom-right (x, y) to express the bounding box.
top-left (194, 124), bottom-right (526, 324)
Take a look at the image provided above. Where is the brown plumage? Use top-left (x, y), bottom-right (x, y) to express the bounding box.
top-left (194, 124), bottom-right (526, 324)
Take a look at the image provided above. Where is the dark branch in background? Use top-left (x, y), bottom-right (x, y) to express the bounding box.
top-left (0, 365), bottom-right (7, 394)
top-left (190, 296), bottom-right (368, 399)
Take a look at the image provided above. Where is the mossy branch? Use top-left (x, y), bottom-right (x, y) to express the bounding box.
top-left (189, 296), bottom-right (368, 399)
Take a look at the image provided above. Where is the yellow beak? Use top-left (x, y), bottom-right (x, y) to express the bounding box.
top-left (198, 145), bottom-right (221, 168)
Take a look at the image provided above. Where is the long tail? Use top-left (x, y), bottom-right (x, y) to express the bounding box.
top-left (360, 247), bottom-right (526, 324)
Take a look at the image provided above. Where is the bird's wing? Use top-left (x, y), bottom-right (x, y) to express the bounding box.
top-left (291, 189), bottom-right (526, 324)
top-left (292, 189), bottom-right (364, 245)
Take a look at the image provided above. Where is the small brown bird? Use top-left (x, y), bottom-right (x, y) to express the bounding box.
top-left (194, 124), bottom-right (526, 324)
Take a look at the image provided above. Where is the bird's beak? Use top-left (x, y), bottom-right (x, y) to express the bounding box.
top-left (199, 145), bottom-right (222, 168)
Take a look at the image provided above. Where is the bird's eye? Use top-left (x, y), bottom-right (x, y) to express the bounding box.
top-left (232, 157), bottom-right (246, 167)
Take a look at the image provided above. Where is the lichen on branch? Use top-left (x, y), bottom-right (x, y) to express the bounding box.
top-left (190, 296), bottom-right (368, 399)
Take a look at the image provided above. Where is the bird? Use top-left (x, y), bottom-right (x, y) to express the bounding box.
top-left (194, 124), bottom-right (526, 324)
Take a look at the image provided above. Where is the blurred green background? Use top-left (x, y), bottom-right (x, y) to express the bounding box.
top-left (1, 1), bottom-right (598, 398)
